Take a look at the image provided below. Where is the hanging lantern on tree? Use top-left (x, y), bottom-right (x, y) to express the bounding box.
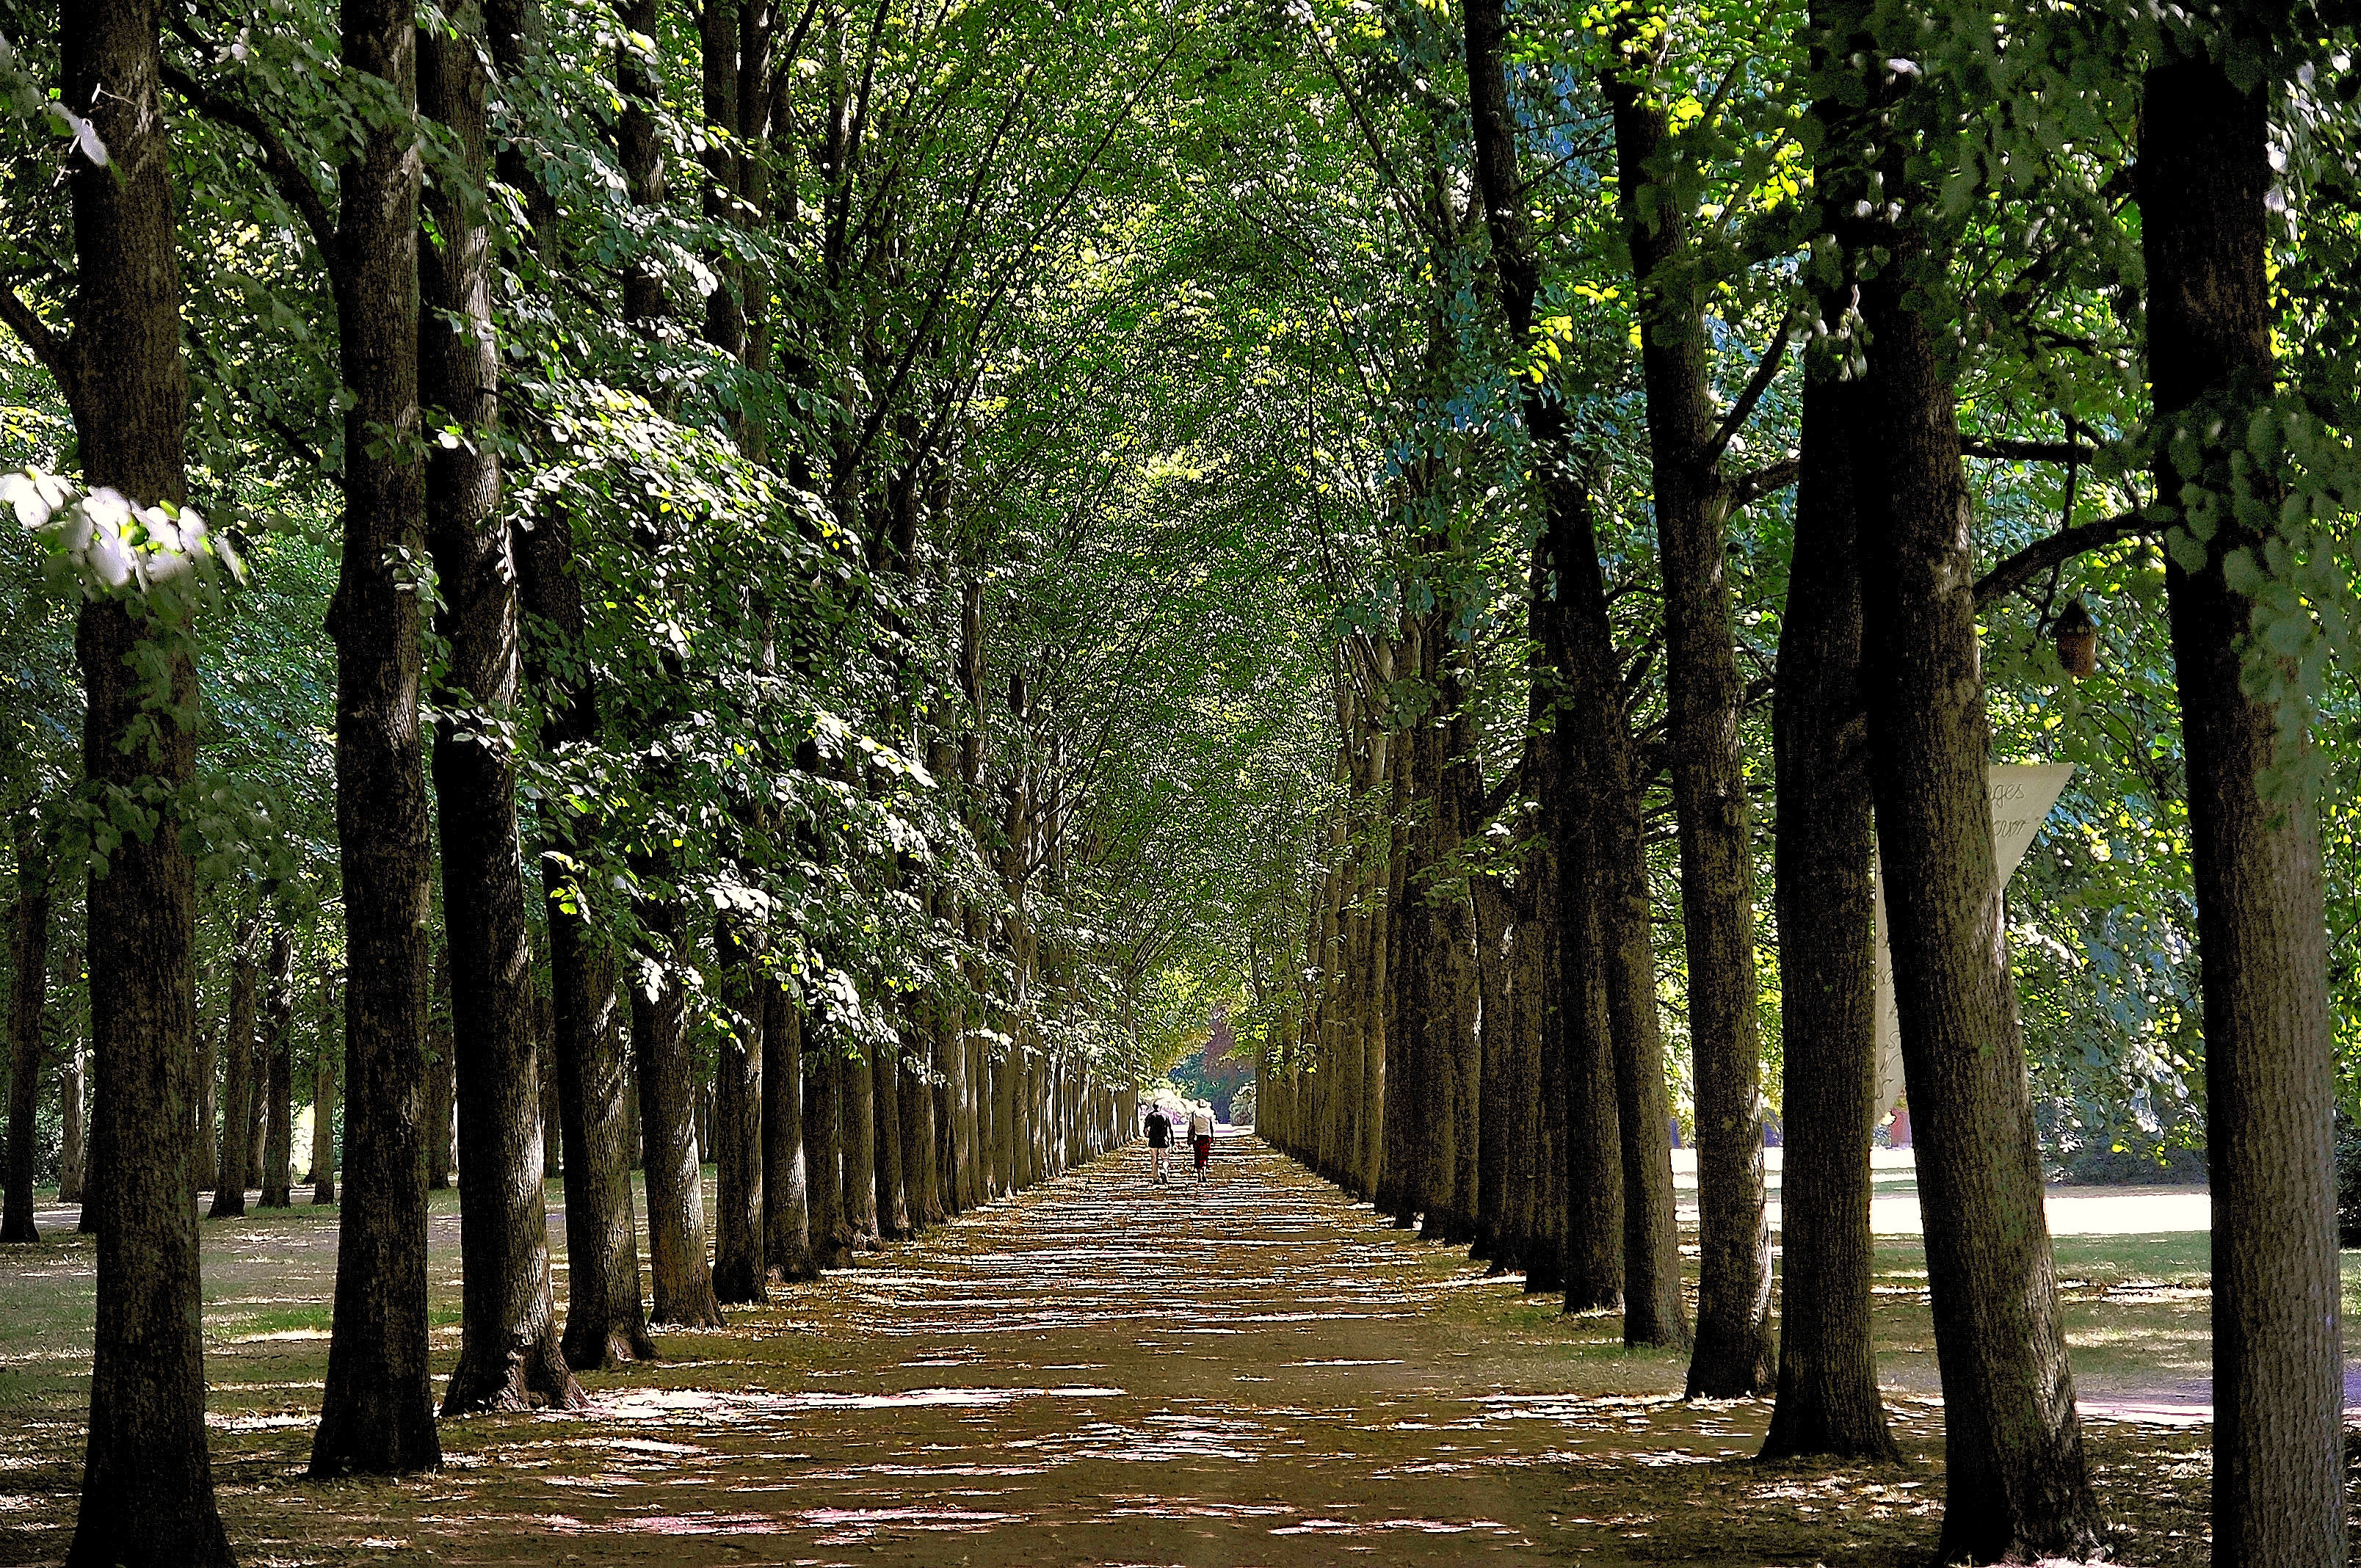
top-left (2054, 598), bottom-right (2098, 680)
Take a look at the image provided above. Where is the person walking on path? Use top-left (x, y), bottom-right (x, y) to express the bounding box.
top-left (1189, 1106), bottom-right (1214, 1183)
top-left (1144, 1106), bottom-right (1173, 1184)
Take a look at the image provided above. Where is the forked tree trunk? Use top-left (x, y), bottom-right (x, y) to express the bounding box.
top-left (2141, 55), bottom-right (2344, 1567)
top-left (259, 929), bottom-right (294, 1207)
top-left (57, 3), bottom-right (234, 1555)
top-left (1761, 371), bottom-right (1896, 1462)
top-left (3, 808), bottom-right (49, 1244)
top-left (1840, 15), bottom-right (2095, 1547)
top-left (764, 978), bottom-right (816, 1280)
top-left (208, 917), bottom-right (258, 1218)
top-left (311, 0), bottom-right (443, 1478)
top-left (713, 915), bottom-right (766, 1304)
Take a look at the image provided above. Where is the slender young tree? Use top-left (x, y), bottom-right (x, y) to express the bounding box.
top-left (2140, 45), bottom-right (2343, 1567)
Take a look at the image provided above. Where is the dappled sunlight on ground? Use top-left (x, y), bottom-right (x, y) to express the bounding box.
top-left (0, 1136), bottom-right (2317, 1565)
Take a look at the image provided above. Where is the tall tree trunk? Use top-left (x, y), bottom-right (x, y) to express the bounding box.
top-left (422, 2), bottom-right (582, 1416)
top-left (312, 0), bottom-right (442, 1478)
top-left (75, 1050), bottom-right (101, 1236)
top-left (633, 902), bottom-right (723, 1326)
top-left (1602, 35), bottom-right (1770, 1399)
top-left (712, 915), bottom-right (766, 1303)
top-left (425, 948), bottom-right (455, 1189)
top-left (1471, 874), bottom-right (1517, 1266)
top-left (1760, 371), bottom-right (1896, 1462)
top-left (2141, 54), bottom-right (2343, 1568)
top-left (57, 1037), bottom-right (84, 1206)
top-left (192, 996), bottom-right (216, 1197)
top-left (805, 1032), bottom-right (853, 1266)
top-left (763, 976), bottom-right (816, 1280)
top-left (208, 917), bottom-right (258, 1217)
top-left (1376, 687), bottom-right (1419, 1227)
top-left (871, 1030), bottom-right (909, 1238)
top-left (242, 1024), bottom-right (267, 1188)
top-left (551, 899), bottom-right (658, 1368)
top-left (903, 1026), bottom-right (944, 1230)
top-left (56, 3), bottom-right (233, 1554)
top-left (3, 808), bottom-right (49, 1243)
top-left (259, 928), bottom-right (294, 1208)
top-left (311, 978), bottom-right (337, 1204)
top-left (1463, 0), bottom-right (1660, 1331)
top-left (1839, 17), bottom-right (2096, 1548)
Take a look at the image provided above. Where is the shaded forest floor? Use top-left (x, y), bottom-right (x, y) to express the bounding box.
top-left (0, 1132), bottom-right (2349, 1565)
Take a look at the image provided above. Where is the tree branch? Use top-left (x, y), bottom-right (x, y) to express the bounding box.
top-left (0, 288), bottom-right (73, 404)
top-left (1702, 312), bottom-right (1796, 471)
top-left (159, 62), bottom-right (338, 258)
top-left (1726, 454), bottom-right (1800, 510)
top-left (1962, 436), bottom-right (2100, 465)
top-left (1972, 512), bottom-right (2148, 609)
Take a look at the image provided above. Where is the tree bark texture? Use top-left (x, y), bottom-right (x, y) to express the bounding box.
top-left (632, 904), bottom-right (723, 1326)
top-left (550, 897), bottom-right (657, 1369)
top-left (424, 7), bottom-right (581, 1415)
top-left (426, 947), bottom-right (455, 1189)
top-left (312, 0), bottom-right (442, 1478)
top-left (311, 998), bottom-right (337, 1203)
top-left (2142, 55), bottom-right (2343, 1568)
top-left (844, 1043), bottom-right (881, 1248)
top-left (4, 809), bottom-right (49, 1244)
top-left (1843, 29), bottom-right (2095, 1547)
top-left (258, 928), bottom-right (294, 1207)
top-left (871, 1029), bottom-right (910, 1239)
top-left (208, 919), bottom-right (258, 1217)
top-left (57, 1037), bottom-right (84, 1206)
top-left (1760, 371), bottom-right (1896, 1462)
top-left (805, 1033), bottom-right (853, 1266)
top-left (764, 976), bottom-right (816, 1280)
top-left (192, 1004), bottom-right (216, 1197)
top-left (713, 915), bottom-right (766, 1303)
top-left (1603, 44), bottom-right (1770, 1399)
top-left (58, 2), bottom-right (234, 1554)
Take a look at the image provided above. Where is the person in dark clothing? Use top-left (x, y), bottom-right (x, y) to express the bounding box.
top-left (1143, 1108), bottom-right (1173, 1183)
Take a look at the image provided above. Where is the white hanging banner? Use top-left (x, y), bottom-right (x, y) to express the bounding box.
top-left (1871, 763), bottom-right (2075, 1123)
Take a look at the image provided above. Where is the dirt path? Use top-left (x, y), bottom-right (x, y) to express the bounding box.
top-left (6, 1130), bottom-right (2224, 1567)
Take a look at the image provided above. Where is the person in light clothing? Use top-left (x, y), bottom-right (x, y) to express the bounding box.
top-left (1188, 1105), bottom-right (1215, 1181)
